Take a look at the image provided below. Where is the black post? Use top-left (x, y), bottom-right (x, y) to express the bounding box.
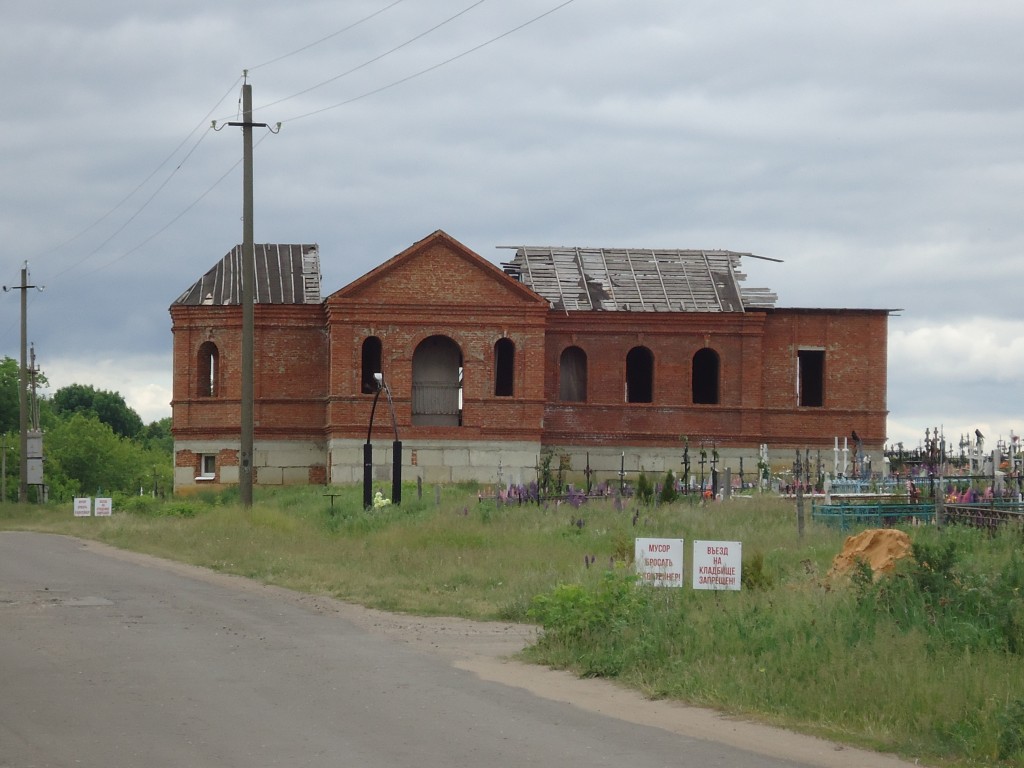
top-left (392, 440), bottom-right (402, 505)
top-left (363, 442), bottom-right (373, 509)
top-left (364, 379), bottom-right (384, 509)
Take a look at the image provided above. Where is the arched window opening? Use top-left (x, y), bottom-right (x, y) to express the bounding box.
top-left (559, 346), bottom-right (587, 402)
top-left (625, 346), bottom-right (654, 403)
top-left (412, 335), bottom-right (463, 426)
top-left (197, 341), bottom-right (219, 397)
top-left (692, 348), bottom-right (720, 404)
top-left (361, 336), bottom-right (383, 394)
top-left (494, 338), bottom-right (515, 397)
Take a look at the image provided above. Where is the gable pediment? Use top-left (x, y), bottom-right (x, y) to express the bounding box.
top-left (329, 230), bottom-right (547, 308)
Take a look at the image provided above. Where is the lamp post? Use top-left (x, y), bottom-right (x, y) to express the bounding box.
top-left (364, 373), bottom-right (402, 509)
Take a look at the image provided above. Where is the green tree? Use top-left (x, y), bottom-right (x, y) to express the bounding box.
top-left (50, 383), bottom-right (143, 439)
top-left (0, 357), bottom-right (20, 433)
top-left (44, 413), bottom-right (135, 496)
top-left (139, 416), bottom-right (173, 453)
top-left (43, 412), bottom-right (173, 501)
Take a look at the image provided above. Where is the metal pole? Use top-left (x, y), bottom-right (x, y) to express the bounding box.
top-left (240, 80), bottom-right (255, 509)
top-left (392, 440), bottom-right (402, 505)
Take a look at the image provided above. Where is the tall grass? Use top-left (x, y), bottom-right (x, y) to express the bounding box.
top-left (3, 487), bottom-right (1023, 766)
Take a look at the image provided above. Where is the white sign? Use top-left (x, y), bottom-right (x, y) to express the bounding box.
top-left (692, 540), bottom-right (742, 591)
top-left (94, 498), bottom-right (112, 517)
top-left (73, 497), bottom-right (92, 517)
top-left (635, 538), bottom-right (685, 588)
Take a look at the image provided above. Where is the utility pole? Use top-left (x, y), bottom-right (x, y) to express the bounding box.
top-left (3, 263), bottom-right (39, 503)
top-left (215, 73), bottom-right (279, 509)
top-left (238, 79), bottom-right (255, 509)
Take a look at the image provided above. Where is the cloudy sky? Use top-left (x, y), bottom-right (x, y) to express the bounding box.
top-left (2, 0), bottom-right (1022, 452)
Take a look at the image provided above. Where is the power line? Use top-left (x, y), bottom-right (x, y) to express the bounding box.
top-left (49, 128), bottom-right (215, 282)
top-left (250, 0), bottom-right (490, 116)
top-left (248, 0), bottom-right (408, 71)
top-left (280, 0), bottom-right (577, 125)
top-left (31, 0), bottom-right (577, 289)
top-left (37, 77), bottom-right (243, 271)
top-left (81, 132), bottom-right (275, 277)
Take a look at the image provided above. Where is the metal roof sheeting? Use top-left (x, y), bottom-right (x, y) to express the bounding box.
top-left (173, 244), bottom-right (321, 306)
top-left (499, 246), bottom-right (777, 312)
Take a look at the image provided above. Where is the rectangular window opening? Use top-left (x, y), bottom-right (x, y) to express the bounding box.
top-left (797, 350), bottom-right (825, 407)
top-left (199, 454), bottom-right (216, 479)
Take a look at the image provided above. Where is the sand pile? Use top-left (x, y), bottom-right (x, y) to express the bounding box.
top-left (828, 528), bottom-right (913, 581)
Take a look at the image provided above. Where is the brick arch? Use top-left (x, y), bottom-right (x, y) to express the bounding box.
top-left (197, 340), bottom-right (219, 397)
top-left (493, 337), bottom-right (515, 397)
top-left (412, 335), bottom-right (463, 426)
top-left (361, 335), bottom-right (383, 394)
top-left (625, 345), bottom-right (653, 403)
top-left (692, 347), bottom-right (720, 404)
top-left (559, 345), bottom-right (587, 402)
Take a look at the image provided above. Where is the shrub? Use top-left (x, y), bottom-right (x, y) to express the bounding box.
top-left (659, 470), bottom-right (678, 504)
top-left (636, 470), bottom-right (653, 505)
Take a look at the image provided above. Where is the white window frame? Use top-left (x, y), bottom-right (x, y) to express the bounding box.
top-left (197, 454), bottom-right (216, 480)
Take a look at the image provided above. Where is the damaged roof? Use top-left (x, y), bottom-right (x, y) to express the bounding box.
top-left (499, 246), bottom-right (778, 312)
top-left (173, 244), bottom-right (321, 306)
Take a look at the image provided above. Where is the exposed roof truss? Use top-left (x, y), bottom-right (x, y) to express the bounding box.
top-left (500, 246), bottom-right (778, 312)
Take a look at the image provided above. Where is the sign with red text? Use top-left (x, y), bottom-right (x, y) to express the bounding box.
top-left (634, 538), bottom-right (684, 588)
top-left (692, 540), bottom-right (742, 590)
top-left (73, 497), bottom-right (91, 517)
top-left (94, 497), bottom-right (112, 517)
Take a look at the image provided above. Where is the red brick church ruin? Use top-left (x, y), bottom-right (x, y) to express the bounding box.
top-left (169, 230), bottom-right (890, 493)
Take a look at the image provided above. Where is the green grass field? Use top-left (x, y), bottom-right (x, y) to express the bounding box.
top-left (4, 484), bottom-right (1024, 767)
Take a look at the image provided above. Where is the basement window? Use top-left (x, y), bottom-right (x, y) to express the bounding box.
top-left (198, 454), bottom-right (216, 480)
top-left (494, 338), bottom-right (515, 397)
top-left (625, 346), bottom-right (654, 404)
top-left (798, 349), bottom-right (825, 407)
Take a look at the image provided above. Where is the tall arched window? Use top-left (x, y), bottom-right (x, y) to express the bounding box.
top-left (625, 346), bottom-right (654, 403)
top-left (559, 346), bottom-right (587, 402)
top-left (412, 335), bottom-right (463, 426)
top-left (361, 336), bottom-right (383, 394)
top-left (692, 348), bottom-right (720, 404)
top-left (494, 338), bottom-right (515, 397)
top-left (197, 341), bottom-right (219, 397)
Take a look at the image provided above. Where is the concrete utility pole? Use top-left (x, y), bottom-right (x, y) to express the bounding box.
top-left (3, 263), bottom-right (39, 503)
top-left (216, 73), bottom-right (279, 509)
top-left (238, 80), bottom-right (255, 509)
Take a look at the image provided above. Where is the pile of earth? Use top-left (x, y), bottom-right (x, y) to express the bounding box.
top-left (828, 528), bottom-right (913, 581)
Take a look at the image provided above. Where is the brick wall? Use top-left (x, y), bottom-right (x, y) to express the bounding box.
top-left (171, 232), bottom-right (891, 492)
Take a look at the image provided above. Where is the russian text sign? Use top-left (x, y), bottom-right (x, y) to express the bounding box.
top-left (635, 538), bottom-right (684, 588)
top-left (73, 497), bottom-right (91, 517)
top-left (95, 497), bottom-right (112, 517)
top-left (692, 540), bottom-right (742, 590)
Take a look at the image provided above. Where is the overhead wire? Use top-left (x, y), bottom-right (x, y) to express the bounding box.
top-left (52, 0), bottom-right (578, 280)
top-left (38, 75), bottom-right (243, 271)
top-left (82, 133), bottom-right (274, 277)
top-left (248, 0), bottom-right (490, 115)
top-left (248, 0), bottom-right (408, 72)
top-left (49, 127), bottom-right (215, 282)
top-left (279, 0), bottom-right (577, 125)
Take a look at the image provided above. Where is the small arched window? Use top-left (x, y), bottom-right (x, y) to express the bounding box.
top-left (197, 341), bottom-right (219, 397)
top-left (361, 336), bottom-right (383, 394)
top-left (692, 348), bottom-right (720, 404)
top-left (559, 346), bottom-right (587, 402)
top-left (494, 338), bottom-right (515, 397)
top-left (625, 346), bottom-right (654, 403)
